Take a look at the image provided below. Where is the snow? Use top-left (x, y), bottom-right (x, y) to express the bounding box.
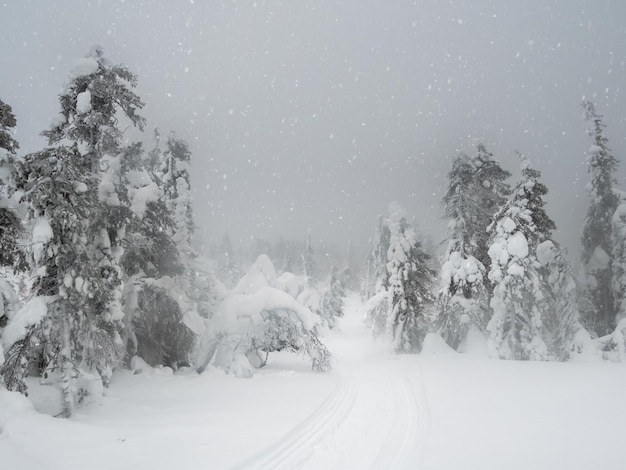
top-left (587, 245), bottom-right (610, 272)
top-left (536, 239), bottom-right (556, 265)
top-left (76, 90), bottom-right (92, 114)
top-left (0, 297), bottom-right (51, 352)
top-left (129, 181), bottom-right (159, 219)
top-left (31, 216), bottom-right (53, 264)
top-left (2, 292), bottom-right (626, 469)
top-left (213, 286), bottom-right (319, 334)
top-left (69, 57), bottom-right (99, 78)
top-left (507, 231), bottom-right (529, 258)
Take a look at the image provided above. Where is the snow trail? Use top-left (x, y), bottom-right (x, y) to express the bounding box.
top-left (233, 292), bottom-right (430, 469)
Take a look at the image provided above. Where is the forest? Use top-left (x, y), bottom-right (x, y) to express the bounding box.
top-left (1, 46), bottom-right (625, 420)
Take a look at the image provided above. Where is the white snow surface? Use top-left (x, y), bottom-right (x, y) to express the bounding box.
top-left (69, 57), bottom-right (99, 78)
top-left (75, 90), bottom-right (92, 114)
top-left (0, 297), bottom-right (51, 352)
top-left (2, 292), bottom-right (625, 469)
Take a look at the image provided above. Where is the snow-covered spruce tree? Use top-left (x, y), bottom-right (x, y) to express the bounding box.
top-left (0, 99), bottom-right (19, 155)
top-left (301, 231), bottom-right (317, 288)
top-left (362, 215), bottom-right (392, 336)
top-left (612, 205), bottom-right (626, 331)
top-left (470, 144), bottom-right (512, 282)
top-left (385, 203), bottom-right (435, 353)
top-left (16, 145), bottom-right (122, 414)
top-left (16, 47), bottom-right (146, 415)
top-left (0, 99), bottom-right (31, 393)
top-left (487, 156), bottom-right (555, 360)
top-left (581, 100), bottom-right (620, 336)
top-left (162, 132), bottom-right (194, 258)
top-left (536, 240), bottom-right (582, 360)
top-left (362, 215), bottom-right (391, 300)
top-left (117, 137), bottom-right (202, 368)
top-left (436, 153), bottom-right (490, 349)
top-left (320, 265), bottom-right (345, 328)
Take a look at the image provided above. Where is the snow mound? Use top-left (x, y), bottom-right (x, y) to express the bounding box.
top-left (69, 57), bottom-right (99, 78)
top-left (421, 333), bottom-right (457, 355)
top-left (76, 90), bottom-right (92, 114)
top-left (0, 297), bottom-right (51, 352)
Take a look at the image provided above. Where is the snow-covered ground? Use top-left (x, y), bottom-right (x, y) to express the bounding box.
top-left (2, 293), bottom-right (626, 469)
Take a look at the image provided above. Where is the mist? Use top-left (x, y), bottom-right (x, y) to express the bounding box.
top-left (2, 0), bottom-right (625, 258)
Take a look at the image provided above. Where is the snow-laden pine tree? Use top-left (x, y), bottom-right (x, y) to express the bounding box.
top-left (362, 215), bottom-right (391, 301)
top-left (363, 215), bottom-right (392, 336)
top-left (436, 153), bottom-right (490, 349)
top-left (487, 156), bottom-right (555, 360)
top-left (301, 231), bottom-right (317, 288)
top-left (612, 205), bottom-right (626, 331)
top-left (16, 47), bottom-right (146, 415)
top-left (469, 144), bottom-right (512, 281)
top-left (536, 240), bottom-right (582, 360)
top-left (162, 133), bottom-right (194, 258)
top-left (581, 100), bottom-right (620, 336)
top-left (385, 203), bottom-right (435, 353)
top-left (320, 265), bottom-right (345, 328)
top-left (17, 145), bottom-right (123, 415)
top-left (0, 99), bottom-right (30, 392)
top-left (0, 99), bottom-right (19, 155)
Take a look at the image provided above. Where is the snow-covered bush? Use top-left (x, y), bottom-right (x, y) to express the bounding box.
top-left (195, 255), bottom-right (331, 375)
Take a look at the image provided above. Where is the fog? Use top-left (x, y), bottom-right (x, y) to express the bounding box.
top-left (2, 0), bottom-right (625, 259)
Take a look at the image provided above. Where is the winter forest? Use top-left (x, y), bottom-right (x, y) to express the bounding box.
top-left (2, 2), bottom-right (626, 469)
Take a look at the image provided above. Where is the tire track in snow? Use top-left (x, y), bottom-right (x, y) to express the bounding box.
top-left (231, 376), bottom-right (358, 470)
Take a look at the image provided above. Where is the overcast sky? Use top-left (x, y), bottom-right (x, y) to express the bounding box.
top-left (1, 0), bottom-right (625, 259)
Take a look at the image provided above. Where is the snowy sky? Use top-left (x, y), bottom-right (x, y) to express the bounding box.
top-left (1, 0), bottom-right (625, 258)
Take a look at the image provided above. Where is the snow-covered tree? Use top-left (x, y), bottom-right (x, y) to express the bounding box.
top-left (10, 47), bottom-right (147, 415)
top-left (581, 100), bottom-right (620, 336)
top-left (385, 203), bottom-right (435, 353)
top-left (320, 265), bottom-right (345, 328)
top-left (0, 99), bottom-right (26, 274)
top-left (0, 99), bottom-right (19, 155)
top-left (436, 153), bottom-right (490, 349)
top-left (362, 215), bottom-right (391, 301)
top-left (0, 101), bottom-right (33, 393)
top-left (162, 133), bottom-right (194, 258)
top-left (611, 203), bottom-right (626, 327)
top-left (487, 157), bottom-right (555, 360)
top-left (469, 144), bottom-right (512, 279)
top-left (301, 231), bottom-right (317, 288)
top-left (17, 145), bottom-right (124, 415)
top-left (536, 240), bottom-right (582, 360)
top-left (196, 255), bottom-right (330, 375)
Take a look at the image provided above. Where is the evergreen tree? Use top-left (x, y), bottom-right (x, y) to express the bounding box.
top-left (385, 203), bottom-right (435, 353)
top-left (536, 240), bottom-right (582, 360)
top-left (320, 265), bottom-right (345, 328)
top-left (118, 139), bottom-right (198, 368)
top-left (362, 215), bottom-right (391, 301)
top-left (14, 47), bottom-right (146, 415)
top-left (162, 133), bottom-right (194, 258)
top-left (0, 99), bottom-right (19, 155)
top-left (611, 204), bottom-right (626, 328)
top-left (487, 156), bottom-right (555, 360)
top-left (581, 100), bottom-right (620, 336)
top-left (0, 99), bottom-right (29, 392)
top-left (470, 144), bottom-right (512, 279)
top-left (301, 231), bottom-right (317, 288)
top-left (0, 99), bottom-right (26, 274)
top-left (436, 153), bottom-right (490, 349)
top-left (17, 145), bottom-right (123, 415)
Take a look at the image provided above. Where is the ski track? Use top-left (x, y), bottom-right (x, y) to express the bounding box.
top-left (231, 376), bottom-right (359, 470)
top-left (232, 294), bottom-right (431, 469)
top-left (233, 363), bottom-right (430, 470)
